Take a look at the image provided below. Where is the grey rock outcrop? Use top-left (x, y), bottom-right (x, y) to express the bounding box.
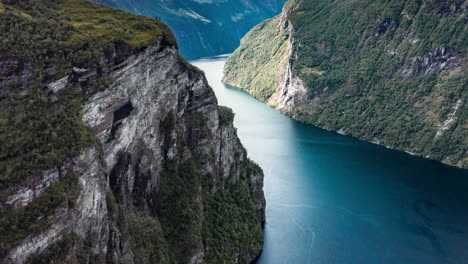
top-left (401, 47), bottom-right (464, 78)
top-left (1, 39), bottom-right (265, 263)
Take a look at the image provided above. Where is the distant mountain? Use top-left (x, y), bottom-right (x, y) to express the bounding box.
top-left (224, 0), bottom-right (467, 168)
top-left (93, 0), bottom-right (286, 59)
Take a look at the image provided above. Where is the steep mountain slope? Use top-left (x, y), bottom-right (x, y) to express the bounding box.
top-left (0, 0), bottom-right (264, 263)
top-left (224, 0), bottom-right (467, 168)
top-left (92, 0), bottom-right (286, 59)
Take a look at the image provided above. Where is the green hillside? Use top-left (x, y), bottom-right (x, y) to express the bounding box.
top-left (93, 0), bottom-right (286, 59)
top-left (224, 0), bottom-right (467, 168)
top-left (0, 0), bottom-right (175, 187)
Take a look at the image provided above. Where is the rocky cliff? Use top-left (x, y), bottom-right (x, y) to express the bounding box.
top-left (0, 0), bottom-right (265, 263)
top-left (224, 0), bottom-right (467, 168)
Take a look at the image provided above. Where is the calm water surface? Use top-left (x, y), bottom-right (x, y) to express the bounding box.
top-left (192, 55), bottom-right (468, 264)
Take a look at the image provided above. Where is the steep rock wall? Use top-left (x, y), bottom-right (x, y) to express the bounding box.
top-left (1, 36), bottom-right (264, 264)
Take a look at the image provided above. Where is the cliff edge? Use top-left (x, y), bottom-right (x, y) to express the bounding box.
top-left (0, 0), bottom-right (265, 263)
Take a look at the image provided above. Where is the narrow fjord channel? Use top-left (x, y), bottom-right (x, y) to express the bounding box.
top-left (192, 55), bottom-right (468, 263)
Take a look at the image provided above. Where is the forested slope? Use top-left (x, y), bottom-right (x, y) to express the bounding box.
top-left (224, 0), bottom-right (467, 168)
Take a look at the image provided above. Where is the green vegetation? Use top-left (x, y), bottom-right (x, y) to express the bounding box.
top-left (223, 16), bottom-right (289, 101)
top-left (0, 1), bottom-right (265, 262)
top-left (61, 0), bottom-right (176, 49)
top-left (158, 155), bottom-right (264, 263)
top-left (0, 0), bottom-right (175, 81)
top-left (92, 0), bottom-right (286, 59)
top-left (0, 0), bottom-right (175, 59)
top-left (224, 0), bottom-right (467, 168)
top-left (155, 108), bottom-right (264, 263)
top-left (0, 173), bottom-right (80, 257)
top-left (28, 235), bottom-right (76, 264)
top-left (161, 111), bottom-right (176, 133)
top-left (0, 1), bottom-right (182, 259)
top-left (0, 0), bottom-right (176, 186)
top-left (0, 87), bottom-right (94, 186)
top-left (128, 212), bottom-right (171, 263)
top-left (178, 54), bottom-right (204, 75)
top-left (27, 232), bottom-right (107, 263)
top-left (218, 106), bottom-right (235, 126)
top-left (158, 159), bottom-right (204, 262)
top-left (202, 161), bottom-right (264, 263)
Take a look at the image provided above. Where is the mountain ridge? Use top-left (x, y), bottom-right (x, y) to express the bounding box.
top-left (223, 0), bottom-right (467, 168)
top-left (92, 0), bottom-right (287, 59)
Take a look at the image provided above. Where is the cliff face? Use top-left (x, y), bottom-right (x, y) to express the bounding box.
top-left (92, 0), bottom-right (287, 59)
top-left (0, 1), bottom-right (264, 263)
top-left (224, 0), bottom-right (467, 168)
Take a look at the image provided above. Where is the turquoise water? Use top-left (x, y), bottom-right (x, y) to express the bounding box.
top-left (192, 55), bottom-right (468, 264)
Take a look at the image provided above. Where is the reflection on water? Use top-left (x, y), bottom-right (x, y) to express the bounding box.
top-left (192, 55), bottom-right (468, 264)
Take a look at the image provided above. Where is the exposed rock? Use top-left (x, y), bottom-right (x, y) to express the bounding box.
top-left (424, 0), bottom-right (466, 16)
top-left (47, 76), bottom-right (69, 94)
top-left (365, 18), bottom-right (395, 39)
top-left (402, 47), bottom-right (464, 78)
top-left (1, 39), bottom-right (265, 263)
top-left (1, 167), bottom-right (60, 210)
top-left (271, 59), bottom-right (309, 114)
top-left (435, 99), bottom-right (463, 138)
top-left (0, 56), bottom-right (30, 82)
top-left (0, 56), bottom-right (32, 100)
top-left (4, 146), bottom-right (107, 263)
